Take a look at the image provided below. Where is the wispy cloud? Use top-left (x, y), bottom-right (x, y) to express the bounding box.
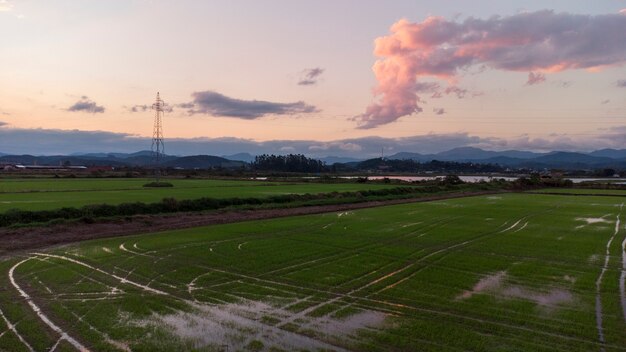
top-left (616, 79), bottom-right (626, 88)
top-left (126, 104), bottom-right (173, 113)
top-left (183, 90), bottom-right (319, 119)
top-left (357, 10), bottom-right (626, 128)
top-left (433, 108), bottom-right (446, 115)
top-left (67, 96), bottom-right (105, 113)
top-left (0, 0), bottom-right (13, 12)
top-left (127, 104), bottom-right (149, 113)
top-left (298, 67), bottom-right (324, 86)
top-left (553, 80), bottom-right (572, 88)
top-left (526, 72), bottom-right (546, 85)
top-left (309, 142), bottom-right (362, 152)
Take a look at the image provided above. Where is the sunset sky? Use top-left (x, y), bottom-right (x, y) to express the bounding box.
top-left (0, 0), bottom-right (624, 156)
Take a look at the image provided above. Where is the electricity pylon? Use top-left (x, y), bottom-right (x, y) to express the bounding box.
top-left (151, 92), bottom-right (165, 182)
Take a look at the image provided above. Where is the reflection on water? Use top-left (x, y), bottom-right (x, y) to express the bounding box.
top-left (252, 175), bottom-right (626, 184)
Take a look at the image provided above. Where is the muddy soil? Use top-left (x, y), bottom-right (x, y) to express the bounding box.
top-left (0, 190), bottom-right (503, 254)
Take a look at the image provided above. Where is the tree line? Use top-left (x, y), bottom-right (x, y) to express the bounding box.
top-left (252, 154), bottom-right (327, 173)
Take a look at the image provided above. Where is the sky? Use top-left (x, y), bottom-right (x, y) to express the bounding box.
top-left (0, 0), bottom-right (624, 157)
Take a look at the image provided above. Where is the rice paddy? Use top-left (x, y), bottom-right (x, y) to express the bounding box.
top-left (0, 178), bottom-right (401, 212)
top-left (0, 192), bottom-right (625, 351)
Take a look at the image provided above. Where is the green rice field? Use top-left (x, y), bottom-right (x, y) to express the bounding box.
top-left (0, 192), bottom-right (625, 351)
top-left (0, 178), bottom-right (401, 212)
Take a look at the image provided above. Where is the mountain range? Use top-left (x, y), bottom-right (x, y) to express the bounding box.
top-left (385, 147), bottom-right (626, 169)
top-left (0, 147), bottom-right (625, 170)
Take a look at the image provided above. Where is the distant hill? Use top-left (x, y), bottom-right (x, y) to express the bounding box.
top-left (435, 147), bottom-right (501, 160)
top-left (222, 153), bottom-right (255, 163)
top-left (526, 152), bottom-right (618, 169)
top-left (163, 155), bottom-right (245, 169)
top-left (387, 152), bottom-right (432, 162)
top-left (0, 155), bottom-right (129, 167)
top-left (0, 153), bottom-right (243, 169)
top-left (588, 149), bottom-right (626, 159)
top-left (2, 147), bottom-right (625, 171)
top-left (386, 147), bottom-right (626, 170)
top-left (75, 150), bottom-right (160, 159)
top-left (388, 148), bottom-right (544, 163)
top-left (320, 156), bottom-right (363, 164)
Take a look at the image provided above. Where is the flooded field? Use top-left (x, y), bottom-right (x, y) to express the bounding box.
top-left (0, 193), bottom-right (624, 351)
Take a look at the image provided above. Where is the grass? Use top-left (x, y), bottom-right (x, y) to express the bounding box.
top-left (0, 178), bottom-right (402, 212)
top-left (0, 193), bottom-right (625, 351)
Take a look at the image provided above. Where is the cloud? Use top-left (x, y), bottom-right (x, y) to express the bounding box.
top-left (176, 102), bottom-right (194, 109)
top-left (67, 96), bottom-right (105, 113)
top-left (0, 0), bottom-right (13, 11)
top-left (616, 79), bottom-right (626, 87)
top-left (554, 80), bottom-right (572, 88)
top-left (433, 108), bottom-right (446, 115)
top-left (526, 72), bottom-right (546, 85)
top-left (415, 82), bottom-right (441, 94)
top-left (279, 146), bottom-right (296, 153)
top-left (184, 90), bottom-right (319, 119)
top-left (128, 105), bottom-right (149, 113)
top-left (298, 68), bottom-right (325, 86)
top-left (477, 129), bottom-right (626, 152)
top-left (444, 86), bottom-right (469, 98)
top-left (601, 99), bottom-right (610, 105)
top-left (0, 125), bottom-right (622, 156)
top-left (414, 82), bottom-right (476, 100)
top-left (127, 104), bottom-right (173, 113)
top-left (309, 142), bottom-right (362, 152)
top-left (357, 10), bottom-right (626, 128)
top-left (0, 121), bottom-right (7, 127)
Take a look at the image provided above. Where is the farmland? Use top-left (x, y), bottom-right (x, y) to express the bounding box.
top-left (0, 178), bottom-right (402, 212)
top-left (0, 192), bottom-right (624, 351)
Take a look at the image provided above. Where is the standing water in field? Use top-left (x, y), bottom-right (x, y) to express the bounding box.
top-left (459, 271), bottom-right (574, 307)
top-left (595, 209), bottom-right (621, 349)
top-left (135, 300), bottom-right (386, 351)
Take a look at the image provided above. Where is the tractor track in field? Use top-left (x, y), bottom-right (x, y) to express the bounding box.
top-left (595, 203), bottom-right (622, 351)
top-left (0, 190), bottom-right (506, 254)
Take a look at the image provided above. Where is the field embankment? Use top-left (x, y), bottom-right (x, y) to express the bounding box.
top-left (0, 189), bottom-right (503, 253)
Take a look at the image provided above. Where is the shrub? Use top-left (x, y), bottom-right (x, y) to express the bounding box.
top-left (143, 182), bottom-right (174, 188)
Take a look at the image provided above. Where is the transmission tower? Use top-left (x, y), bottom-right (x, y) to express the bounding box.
top-left (151, 92), bottom-right (165, 182)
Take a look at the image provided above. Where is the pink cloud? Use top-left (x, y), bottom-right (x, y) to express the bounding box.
top-left (357, 10), bottom-right (626, 129)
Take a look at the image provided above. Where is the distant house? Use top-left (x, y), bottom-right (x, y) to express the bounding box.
top-left (1, 164), bottom-right (88, 172)
top-left (87, 165), bottom-right (114, 172)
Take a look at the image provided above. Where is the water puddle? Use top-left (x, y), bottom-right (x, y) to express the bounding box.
top-left (575, 215), bottom-right (612, 229)
top-left (135, 300), bottom-right (384, 351)
top-left (459, 271), bottom-right (574, 307)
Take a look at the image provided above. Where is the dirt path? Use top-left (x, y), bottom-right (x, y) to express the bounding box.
top-left (0, 190), bottom-right (504, 254)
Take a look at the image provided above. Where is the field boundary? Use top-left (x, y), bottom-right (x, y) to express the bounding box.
top-left (0, 190), bottom-right (507, 254)
top-left (527, 191), bottom-right (626, 197)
